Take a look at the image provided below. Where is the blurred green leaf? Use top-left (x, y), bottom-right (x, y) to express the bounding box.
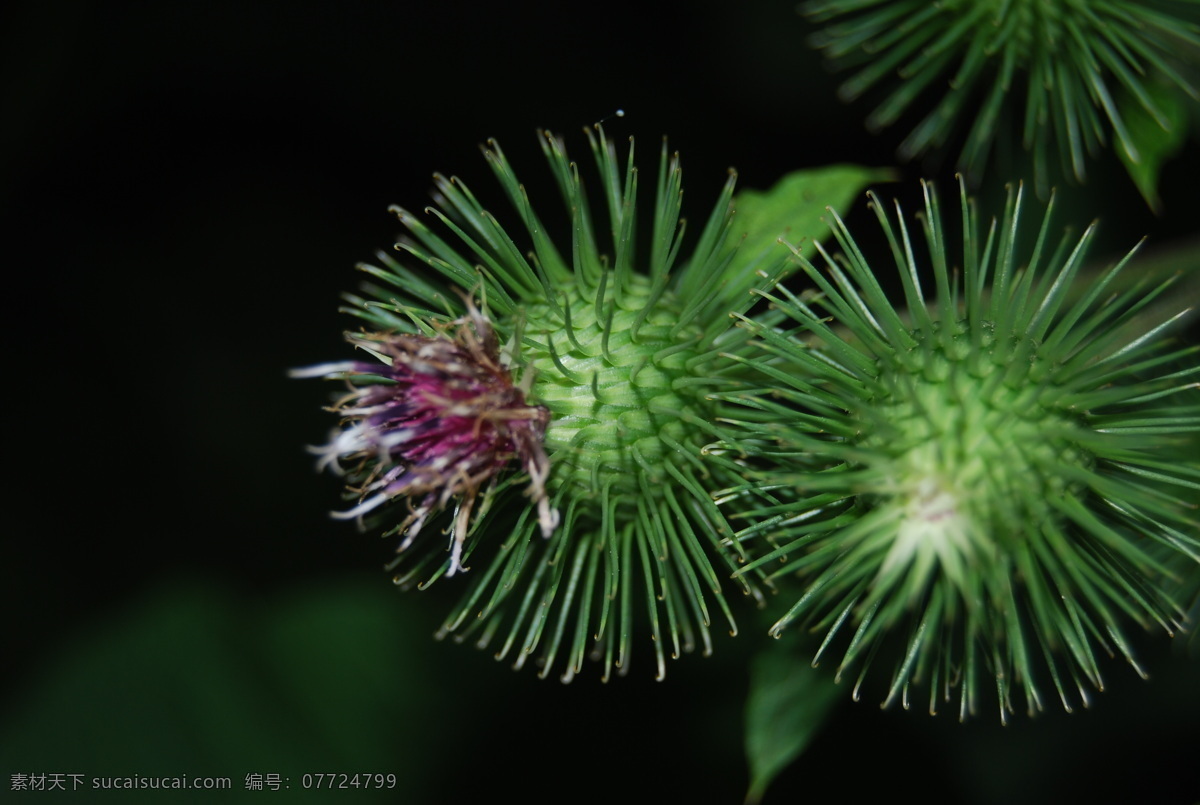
top-left (744, 635), bottom-right (843, 804)
top-left (1116, 82), bottom-right (1191, 214)
top-left (729, 164), bottom-right (897, 261)
top-left (0, 581), bottom-right (458, 803)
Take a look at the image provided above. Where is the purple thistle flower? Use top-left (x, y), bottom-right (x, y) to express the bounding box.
top-left (294, 302), bottom-right (557, 575)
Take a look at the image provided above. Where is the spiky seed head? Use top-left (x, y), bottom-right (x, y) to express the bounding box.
top-left (300, 128), bottom-right (793, 682)
top-left (805, 0), bottom-right (1200, 194)
top-left (719, 178), bottom-right (1200, 721)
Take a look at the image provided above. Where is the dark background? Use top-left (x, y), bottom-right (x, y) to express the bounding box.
top-left (4, 1), bottom-right (1199, 803)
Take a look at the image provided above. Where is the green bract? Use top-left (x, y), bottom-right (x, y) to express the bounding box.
top-left (806, 0), bottom-right (1200, 195)
top-left (335, 129), bottom-right (796, 681)
top-left (719, 179), bottom-right (1200, 720)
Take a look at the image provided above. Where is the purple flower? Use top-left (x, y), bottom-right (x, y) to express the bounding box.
top-left (294, 304), bottom-right (556, 575)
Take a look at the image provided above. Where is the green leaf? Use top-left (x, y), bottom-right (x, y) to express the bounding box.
top-left (744, 634), bottom-right (844, 804)
top-left (728, 164), bottom-right (897, 264)
top-left (0, 582), bottom-right (463, 803)
top-left (1116, 82), bottom-right (1191, 214)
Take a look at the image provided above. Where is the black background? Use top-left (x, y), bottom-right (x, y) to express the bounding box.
top-left (4, 1), bottom-right (1199, 803)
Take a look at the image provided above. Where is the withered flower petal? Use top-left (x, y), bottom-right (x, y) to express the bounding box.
top-left (295, 301), bottom-right (555, 575)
